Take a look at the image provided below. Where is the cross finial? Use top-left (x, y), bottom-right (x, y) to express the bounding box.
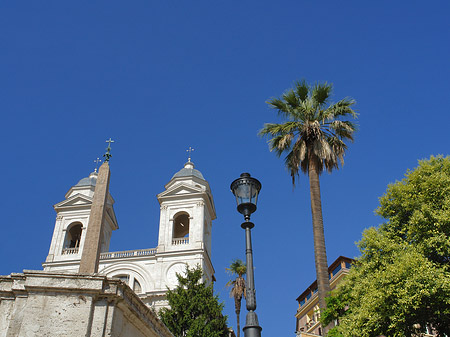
top-left (94, 158), bottom-right (102, 172)
top-left (104, 138), bottom-right (115, 162)
top-left (186, 147), bottom-right (194, 162)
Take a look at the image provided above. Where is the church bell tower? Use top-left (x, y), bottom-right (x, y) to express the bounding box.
top-left (43, 169), bottom-right (118, 272)
top-left (156, 160), bottom-right (216, 281)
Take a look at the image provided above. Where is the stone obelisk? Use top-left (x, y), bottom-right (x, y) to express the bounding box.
top-left (79, 160), bottom-right (111, 274)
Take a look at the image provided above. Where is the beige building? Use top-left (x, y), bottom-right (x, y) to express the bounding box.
top-left (294, 256), bottom-right (438, 337)
top-left (295, 256), bottom-right (352, 336)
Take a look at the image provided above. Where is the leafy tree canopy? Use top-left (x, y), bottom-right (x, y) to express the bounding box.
top-left (159, 266), bottom-right (229, 337)
top-left (322, 156), bottom-right (450, 337)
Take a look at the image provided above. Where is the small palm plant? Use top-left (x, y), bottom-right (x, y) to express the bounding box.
top-left (226, 259), bottom-right (247, 337)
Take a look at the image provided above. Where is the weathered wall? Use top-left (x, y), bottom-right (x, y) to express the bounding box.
top-left (0, 271), bottom-right (173, 337)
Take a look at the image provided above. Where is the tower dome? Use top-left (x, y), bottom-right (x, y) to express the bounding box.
top-left (75, 171), bottom-right (98, 187)
top-left (171, 161), bottom-right (205, 181)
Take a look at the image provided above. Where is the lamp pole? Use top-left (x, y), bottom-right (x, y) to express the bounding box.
top-left (230, 173), bottom-right (262, 337)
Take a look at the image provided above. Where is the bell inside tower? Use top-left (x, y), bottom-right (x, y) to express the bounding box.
top-left (173, 213), bottom-right (190, 238)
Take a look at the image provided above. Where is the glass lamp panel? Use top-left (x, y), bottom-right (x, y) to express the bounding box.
top-left (250, 184), bottom-right (259, 205)
top-left (235, 182), bottom-right (251, 205)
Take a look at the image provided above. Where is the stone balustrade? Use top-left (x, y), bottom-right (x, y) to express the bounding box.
top-left (62, 247), bottom-right (79, 255)
top-left (172, 237), bottom-right (189, 245)
top-left (100, 248), bottom-right (157, 259)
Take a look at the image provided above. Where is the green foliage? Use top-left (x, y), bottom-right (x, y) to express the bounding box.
top-left (377, 155), bottom-right (450, 268)
top-left (322, 156), bottom-right (450, 337)
top-left (159, 266), bottom-right (229, 337)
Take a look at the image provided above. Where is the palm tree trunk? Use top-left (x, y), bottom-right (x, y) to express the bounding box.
top-left (236, 306), bottom-right (241, 337)
top-left (234, 295), bottom-right (242, 337)
top-left (308, 153), bottom-right (333, 335)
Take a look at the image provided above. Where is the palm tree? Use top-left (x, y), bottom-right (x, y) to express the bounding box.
top-left (226, 259), bottom-right (247, 337)
top-left (259, 80), bottom-right (357, 334)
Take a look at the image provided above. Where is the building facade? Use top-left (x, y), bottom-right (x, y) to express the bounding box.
top-left (42, 160), bottom-right (216, 311)
top-left (0, 270), bottom-right (173, 337)
top-left (295, 256), bottom-right (438, 337)
top-left (295, 256), bottom-right (353, 336)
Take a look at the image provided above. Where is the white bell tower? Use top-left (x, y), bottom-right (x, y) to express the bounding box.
top-left (156, 160), bottom-right (216, 281)
top-left (43, 171), bottom-right (118, 272)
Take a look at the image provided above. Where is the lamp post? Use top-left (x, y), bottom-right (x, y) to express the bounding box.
top-left (230, 173), bottom-right (262, 337)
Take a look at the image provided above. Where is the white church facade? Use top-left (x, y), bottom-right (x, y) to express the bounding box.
top-left (42, 160), bottom-right (216, 311)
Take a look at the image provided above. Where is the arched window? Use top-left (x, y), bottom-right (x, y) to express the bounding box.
top-left (113, 274), bottom-right (143, 294)
top-left (115, 274), bottom-right (130, 283)
top-left (133, 279), bottom-right (142, 293)
top-left (173, 213), bottom-right (190, 238)
top-left (62, 222), bottom-right (82, 254)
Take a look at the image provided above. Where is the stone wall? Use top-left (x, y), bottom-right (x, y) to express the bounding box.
top-left (0, 270), bottom-right (173, 337)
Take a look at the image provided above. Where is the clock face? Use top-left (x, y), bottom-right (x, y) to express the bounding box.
top-left (166, 263), bottom-right (187, 287)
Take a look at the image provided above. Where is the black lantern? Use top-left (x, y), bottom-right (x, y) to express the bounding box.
top-left (230, 173), bottom-right (262, 221)
top-left (230, 172), bottom-right (262, 337)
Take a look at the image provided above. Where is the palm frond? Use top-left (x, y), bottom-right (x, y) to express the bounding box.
top-left (295, 79), bottom-right (309, 102)
top-left (284, 150), bottom-right (300, 185)
top-left (299, 99), bottom-right (315, 121)
top-left (262, 80), bottom-right (358, 182)
top-left (269, 134), bottom-right (294, 156)
top-left (327, 136), bottom-right (347, 166)
top-left (328, 120), bottom-right (356, 141)
top-left (226, 259), bottom-right (247, 277)
top-left (259, 122), bottom-right (291, 137)
top-left (259, 122), bottom-right (300, 144)
top-left (322, 97), bottom-right (357, 120)
top-left (312, 82), bottom-right (332, 107)
top-left (313, 137), bottom-right (332, 160)
top-left (266, 98), bottom-right (295, 119)
top-left (282, 89), bottom-right (299, 108)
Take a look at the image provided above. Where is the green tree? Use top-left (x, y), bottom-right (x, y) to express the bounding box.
top-left (322, 156), bottom-right (450, 337)
top-left (377, 156), bottom-right (450, 269)
top-left (159, 266), bottom-right (229, 337)
top-left (226, 259), bottom-right (247, 337)
top-left (259, 80), bottom-right (357, 334)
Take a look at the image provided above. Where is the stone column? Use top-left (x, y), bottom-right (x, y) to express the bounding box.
top-left (79, 162), bottom-right (111, 274)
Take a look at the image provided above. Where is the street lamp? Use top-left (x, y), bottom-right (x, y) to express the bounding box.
top-left (230, 173), bottom-right (262, 337)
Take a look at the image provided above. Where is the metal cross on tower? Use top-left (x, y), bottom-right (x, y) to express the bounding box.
top-left (186, 146), bottom-right (194, 162)
top-left (94, 158), bottom-right (102, 172)
top-left (104, 138), bottom-right (115, 162)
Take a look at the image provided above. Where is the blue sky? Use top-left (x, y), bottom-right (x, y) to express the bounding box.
top-left (1, 1), bottom-right (449, 336)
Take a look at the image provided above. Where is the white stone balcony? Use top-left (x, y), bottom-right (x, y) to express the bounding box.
top-left (100, 248), bottom-right (157, 259)
top-left (172, 237), bottom-right (189, 245)
top-left (62, 247), bottom-right (79, 255)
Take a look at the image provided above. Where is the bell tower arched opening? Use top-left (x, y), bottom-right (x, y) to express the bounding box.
top-left (173, 212), bottom-right (190, 238)
top-left (62, 222), bottom-right (82, 254)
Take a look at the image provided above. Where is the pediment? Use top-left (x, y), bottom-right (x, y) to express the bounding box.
top-left (158, 183), bottom-right (204, 199)
top-left (54, 193), bottom-right (93, 209)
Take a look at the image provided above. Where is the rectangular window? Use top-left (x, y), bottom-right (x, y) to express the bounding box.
top-left (332, 264), bottom-right (342, 277)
